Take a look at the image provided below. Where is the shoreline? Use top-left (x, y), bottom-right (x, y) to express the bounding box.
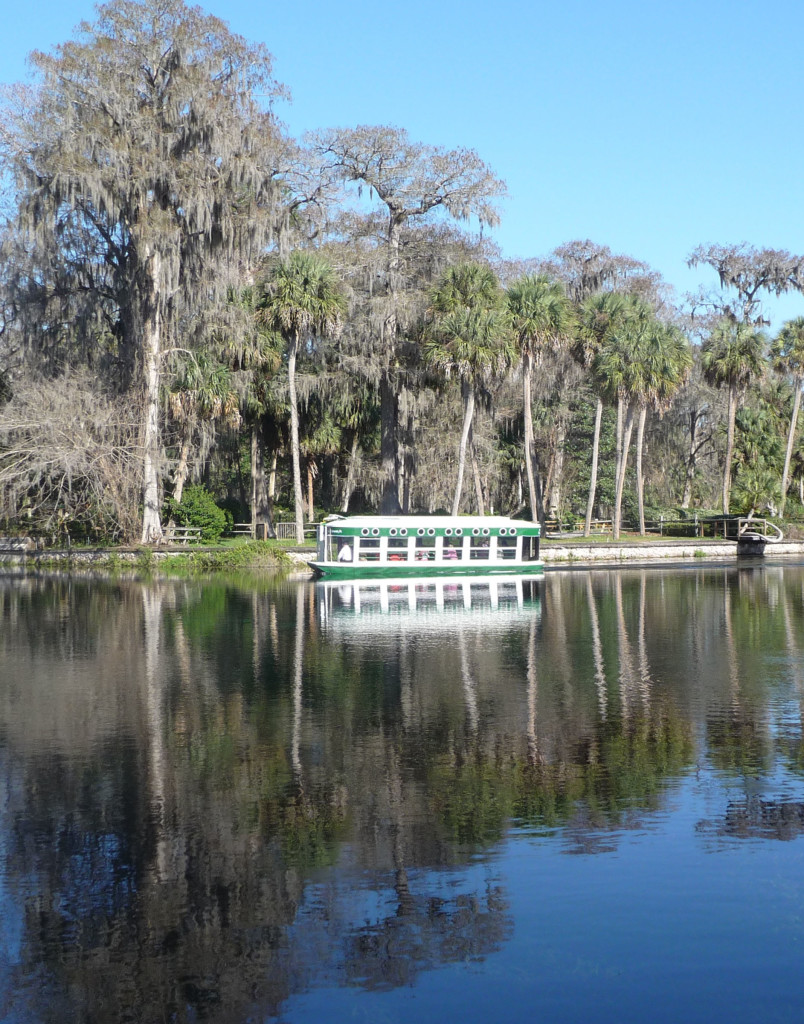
top-left (3, 536), bottom-right (804, 576)
top-left (540, 537), bottom-right (804, 564)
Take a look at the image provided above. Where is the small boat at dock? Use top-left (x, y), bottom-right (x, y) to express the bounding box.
top-left (311, 514), bottom-right (542, 579)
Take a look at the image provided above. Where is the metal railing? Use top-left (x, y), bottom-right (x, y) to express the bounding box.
top-left (229, 521), bottom-right (316, 541)
top-left (544, 515), bottom-right (784, 540)
top-left (274, 522), bottom-right (317, 540)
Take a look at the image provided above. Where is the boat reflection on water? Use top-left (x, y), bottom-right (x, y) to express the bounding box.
top-left (316, 575), bottom-right (542, 635)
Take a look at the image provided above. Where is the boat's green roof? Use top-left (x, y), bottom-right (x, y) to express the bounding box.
top-left (322, 514), bottom-right (539, 532)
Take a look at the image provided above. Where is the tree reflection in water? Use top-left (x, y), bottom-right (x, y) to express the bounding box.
top-left (1, 566), bottom-right (804, 1020)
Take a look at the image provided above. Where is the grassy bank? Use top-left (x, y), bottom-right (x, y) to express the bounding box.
top-left (1, 539), bottom-right (302, 579)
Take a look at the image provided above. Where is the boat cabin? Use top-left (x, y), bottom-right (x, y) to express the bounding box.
top-left (312, 515), bottom-right (541, 578)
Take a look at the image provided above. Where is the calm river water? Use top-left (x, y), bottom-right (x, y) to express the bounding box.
top-left (2, 563), bottom-right (804, 1022)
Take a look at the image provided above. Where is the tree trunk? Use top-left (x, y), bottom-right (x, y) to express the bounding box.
top-left (723, 383), bottom-right (738, 514)
top-left (681, 409), bottom-right (698, 509)
top-left (251, 423), bottom-right (260, 531)
top-left (235, 442), bottom-right (248, 512)
top-left (140, 253), bottom-right (163, 544)
top-left (288, 333), bottom-right (305, 544)
top-left (543, 444), bottom-right (556, 518)
top-left (268, 448), bottom-right (277, 505)
top-left (266, 449), bottom-right (277, 537)
top-left (636, 405), bottom-right (647, 535)
top-left (470, 433), bottom-right (485, 515)
top-left (379, 214), bottom-right (403, 515)
top-left (451, 382), bottom-right (475, 516)
top-left (251, 419), bottom-right (274, 537)
top-left (341, 433), bottom-right (359, 512)
top-left (548, 421), bottom-right (566, 514)
top-left (584, 396), bottom-right (603, 536)
top-left (380, 369), bottom-right (401, 514)
top-left (613, 401), bottom-right (635, 539)
top-left (613, 396), bottom-right (624, 517)
top-left (780, 376), bottom-right (802, 516)
top-left (522, 352), bottom-right (544, 526)
top-left (306, 459), bottom-right (315, 522)
top-left (172, 436), bottom-right (191, 505)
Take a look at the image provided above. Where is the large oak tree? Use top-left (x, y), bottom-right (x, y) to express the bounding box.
top-left (317, 126), bottom-right (505, 513)
top-left (1, 0), bottom-right (286, 540)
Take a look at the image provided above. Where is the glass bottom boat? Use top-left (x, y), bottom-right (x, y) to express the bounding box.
top-left (311, 515), bottom-right (542, 579)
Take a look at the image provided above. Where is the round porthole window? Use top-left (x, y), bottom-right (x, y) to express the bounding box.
top-left (445, 528), bottom-right (453, 536)
top-left (390, 528), bottom-right (397, 536)
top-left (482, 528), bottom-right (490, 536)
top-left (472, 528), bottom-right (480, 536)
top-left (510, 528), bottom-right (517, 536)
top-left (417, 528), bottom-right (425, 536)
top-left (400, 528), bottom-right (407, 536)
top-left (361, 528), bottom-right (369, 536)
top-left (427, 528), bottom-right (435, 536)
top-left (371, 528), bottom-right (380, 536)
top-left (499, 527), bottom-right (508, 536)
top-left (455, 528), bottom-right (463, 536)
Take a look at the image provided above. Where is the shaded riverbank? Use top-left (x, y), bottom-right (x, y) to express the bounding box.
top-left (0, 539), bottom-right (298, 575)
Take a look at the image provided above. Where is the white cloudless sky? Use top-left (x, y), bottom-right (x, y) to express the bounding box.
top-left (3, 0), bottom-right (803, 327)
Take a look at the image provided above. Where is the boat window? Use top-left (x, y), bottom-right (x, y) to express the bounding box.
top-left (523, 536), bottom-right (539, 561)
top-left (357, 537), bottom-right (382, 561)
top-left (497, 535), bottom-right (517, 559)
top-left (387, 536), bottom-right (409, 562)
top-left (442, 536), bottom-right (463, 560)
top-left (415, 536), bottom-right (436, 561)
top-left (469, 537), bottom-right (490, 560)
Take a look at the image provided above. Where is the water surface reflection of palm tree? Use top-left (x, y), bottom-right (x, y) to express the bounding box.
top-left (586, 573), bottom-right (608, 722)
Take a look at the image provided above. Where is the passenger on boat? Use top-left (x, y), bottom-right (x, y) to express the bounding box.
top-left (444, 547), bottom-right (458, 559)
top-left (337, 542), bottom-right (353, 562)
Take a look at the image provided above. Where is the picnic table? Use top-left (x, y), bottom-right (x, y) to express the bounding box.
top-left (161, 525), bottom-right (202, 545)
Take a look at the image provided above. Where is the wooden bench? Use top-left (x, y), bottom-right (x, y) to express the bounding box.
top-left (161, 525), bottom-right (202, 545)
top-left (232, 523), bottom-right (254, 538)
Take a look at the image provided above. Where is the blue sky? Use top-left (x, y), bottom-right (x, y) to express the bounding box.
top-left (3, 0), bottom-right (803, 327)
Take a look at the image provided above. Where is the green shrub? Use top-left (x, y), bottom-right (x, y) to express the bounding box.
top-left (165, 485), bottom-right (227, 542)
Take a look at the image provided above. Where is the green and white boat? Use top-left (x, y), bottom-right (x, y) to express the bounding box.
top-left (311, 514), bottom-right (542, 579)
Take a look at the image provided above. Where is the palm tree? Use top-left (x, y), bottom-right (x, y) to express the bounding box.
top-left (701, 320), bottom-right (766, 514)
top-left (300, 402), bottom-right (342, 522)
top-left (790, 439), bottom-right (804, 506)
top-left (167, 353), bottom-right (240, 505)
top-left (593, 300), bottom-right (648, 538)
top-left (259, 252), bottom-right (345, 543)
top-left (506, 274), bottom-right (575, 525)
top-left (425, 264), bottom-right (513, 515)
top-left (732, 464), bottom-right (781, 518)
top-left (770, 317), bottom-right (804, 516)
top-left (333, 381), bottom-right (380, 513)
top-left (632, 322), bottom-right (692, 533)
top-left (573, 291), bottom-right (628, 535)
top-left (592, 299), bottom-right (685, 538)
top-left (214, 285), bottom-right (283, 534)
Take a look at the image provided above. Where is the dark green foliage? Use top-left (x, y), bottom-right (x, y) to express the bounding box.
top-left (164, 484), bottom-right (227, 541)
